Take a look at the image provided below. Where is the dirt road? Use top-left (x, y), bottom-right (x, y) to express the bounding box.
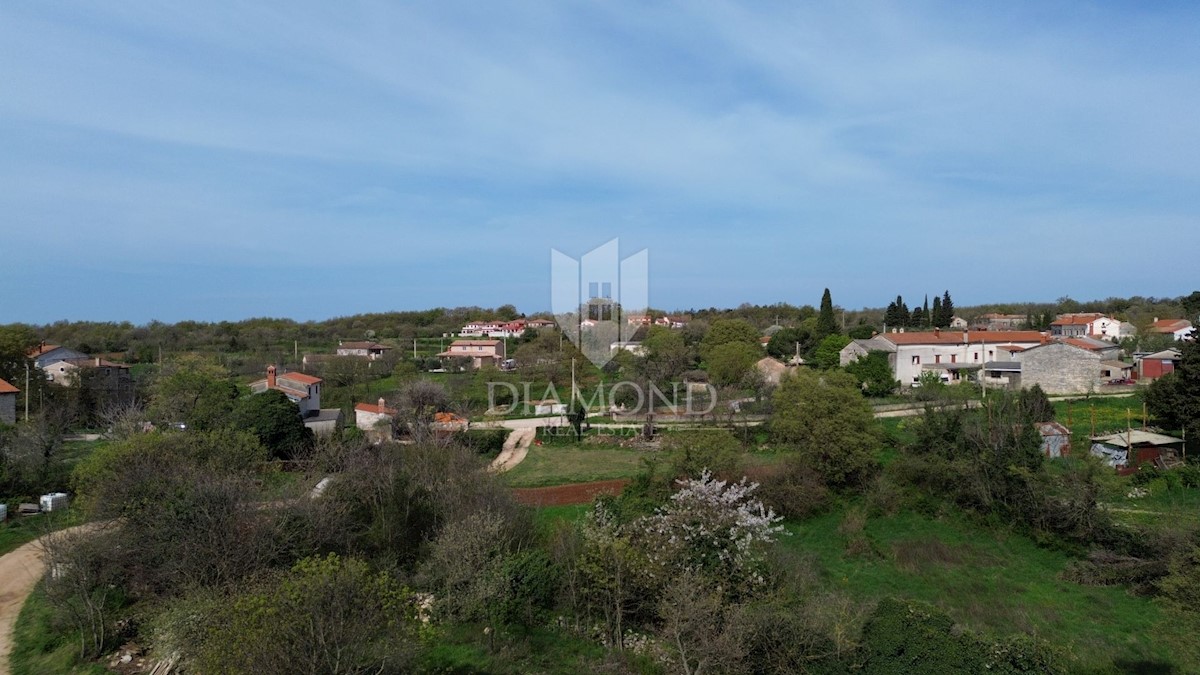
top-left (0, 523), bottom-right (99, 674)
top-left (490, 427), bottom-right (536, 473)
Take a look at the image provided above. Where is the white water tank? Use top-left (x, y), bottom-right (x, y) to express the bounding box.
top-left (39, 493), bottom-right (69, 512)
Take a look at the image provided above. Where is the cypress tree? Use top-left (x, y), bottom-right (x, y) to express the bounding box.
top-left (816, 288), bottom-right (838, 338)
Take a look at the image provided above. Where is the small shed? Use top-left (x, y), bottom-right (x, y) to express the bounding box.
top-left (1089, 430), bottom-right (1185, 474)
top-left (1036, 422), bottom-right (1072, 458)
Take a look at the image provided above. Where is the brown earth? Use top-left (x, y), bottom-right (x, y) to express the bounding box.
top-left (512, 479), bottom-right (631, 506)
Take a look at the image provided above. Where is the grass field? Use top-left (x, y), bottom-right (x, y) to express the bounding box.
top-left (501, 443), bottom-right (653, 488)
top-left (784, 504), bottom-right (1179, 672)
top-left (10, 583), bottom-right (108, 675)
top-left (1054, 391), bottom-right (1150, 447)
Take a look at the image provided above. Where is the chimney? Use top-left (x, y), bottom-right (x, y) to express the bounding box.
top-left (267, 365), bottom-right (277, 388)
top-left (378, 397), bottom-right (386, 410)
top-left (934, 327), bottom-right (940, 338)
top-left (962, 330), bottom-right (969, 343)
top-left (95, 357), bottom-right (101, 366)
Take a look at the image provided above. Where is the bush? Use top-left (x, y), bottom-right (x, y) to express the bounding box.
top-left (757, 458), bottom-right (830, 520)
top-left (859, 597), bottom-right (1069, 674)
top-left (190, 554), bottom-right (418, 674)
top-left (459, 428), bottom-right (508, 456)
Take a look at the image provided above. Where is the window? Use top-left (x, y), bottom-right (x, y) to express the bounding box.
top-left (934, 355), bottom-right (941, 364)
top-left (912, 355), bottom-right (920, 365)
top-left (973, 352), bottom-right (979, 362)
top-left (951, 354), bottom-right (957, 364)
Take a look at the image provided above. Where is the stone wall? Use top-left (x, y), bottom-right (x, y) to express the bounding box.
top-left (1017, 342), bottom-right (1100, 395)
top-left (0, 393), bottom-right (15, 424)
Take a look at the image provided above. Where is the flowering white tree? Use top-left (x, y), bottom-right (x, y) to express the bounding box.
top-left (638, 470), bottom-right (785, 595)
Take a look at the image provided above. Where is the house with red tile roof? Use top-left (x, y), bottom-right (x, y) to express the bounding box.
top-left (1150, 318), bottom-right (1194, 341)
top-left (841, 329), bottom-right (1047, 387)
top-left (437, 339), bottom-right (506, 369)
top-left (250, 366), bottom-right (324, 417)
top-left (1050, 314), bottom-right (1131, 341)
top-left (355, 397), bottom-right (398, 442)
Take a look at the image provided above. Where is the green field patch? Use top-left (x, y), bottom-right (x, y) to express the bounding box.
top-left (784, 506), bottom-right (1173, 670)
top-left (501, 443), bottom-right (653, 488)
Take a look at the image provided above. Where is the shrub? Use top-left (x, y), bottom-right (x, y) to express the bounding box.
top-left (459, 428), bottom-right (508, 456)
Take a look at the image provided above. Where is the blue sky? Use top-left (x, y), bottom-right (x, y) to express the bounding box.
top-left (2, 2), bottom-right (1198, 324)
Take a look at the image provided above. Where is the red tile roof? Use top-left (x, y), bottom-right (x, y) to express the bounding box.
top-left (449, 340), bottom-right (502, 347)
top-left (0, 378), bottom-right (19, 394)
top-left (355, 402), bottom-right (397, 415)
top-left (1051, 314), bottom-right (1103, 326)
top-left (1063, 338), bottom-right (1111, 352)
top-left (26, 343), bottom-right (62, 357)
top-left (278, 372), bottom-right (322, 385)
top-left (1151, 319), bottom-right (1192, 334)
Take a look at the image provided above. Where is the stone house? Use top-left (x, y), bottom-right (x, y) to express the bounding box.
top-left (249, 366), bottom-right (323, 417)
top-left (43, 357), bottom-right (135, 407)
top-left (0, 378), bottom-right (18, 424)
top-left (1012, 341), bottom-right (1101, 395)
top-left (335, 341), bottom-right (392, 360)
top-left (27, 343), bottom-right (88, 370)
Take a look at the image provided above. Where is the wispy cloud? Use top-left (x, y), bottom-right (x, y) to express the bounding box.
top-left (1, 1), bottom-right (1197, 322)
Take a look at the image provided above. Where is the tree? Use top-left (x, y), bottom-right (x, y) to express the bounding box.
top-left (939, 290), bottom-right (955, 328)
top-left (230, 389), bottom-right (313, 459)
top-left (146, 355), bottom-right (239, 431)
top-left (931, 296), bottom-right (943, 329)
top-left (1146, 338), bottom-right (1200, 442)
top-left (637, 325), bottom-right (693, 384)
top-left (706, 342), bottom-right (761, 387)
top-left (811, 334), bottom-right (850, 369)
top-left (771, 369), bottom-right (881, 489)
top-left (0, 324), bottom-right (38, 386)
top-left (910, 297), bottom-right (927, 329)
top-left (1182, 291), bottom-right (1200, 322)
top-left (765, 326), bottom-right (813, 361)
top-left (391, 380), bottom-right (451, 441)
top-left (636, 470), bottom-right (783, 594)
top-left (700, 319), bottom-right (760, 362)
top-left (1017, 384), bottom-right (1055, 423)
top-left (844, 350), bottom-right (898, 397)
top-left (815, 288), bottom-right (838, 341)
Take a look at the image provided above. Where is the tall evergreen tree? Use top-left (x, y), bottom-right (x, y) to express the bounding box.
top-left (896, 296), bottom-right (911, 328)
top-left (931, 296), bottom-right (942, 330)
top-left (940, 290), bottom-right (955, 328)
top-left (816, 288), bottom-right (838, 339)
top-left (923, 295), bottom-right (930, 327)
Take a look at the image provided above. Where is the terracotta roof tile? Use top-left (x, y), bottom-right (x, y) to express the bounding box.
top-left (0, 378), bottom-right (19, 394)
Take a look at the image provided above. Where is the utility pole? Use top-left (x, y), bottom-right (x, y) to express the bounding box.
top-left (24, 361), bottom-right (30, 419)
